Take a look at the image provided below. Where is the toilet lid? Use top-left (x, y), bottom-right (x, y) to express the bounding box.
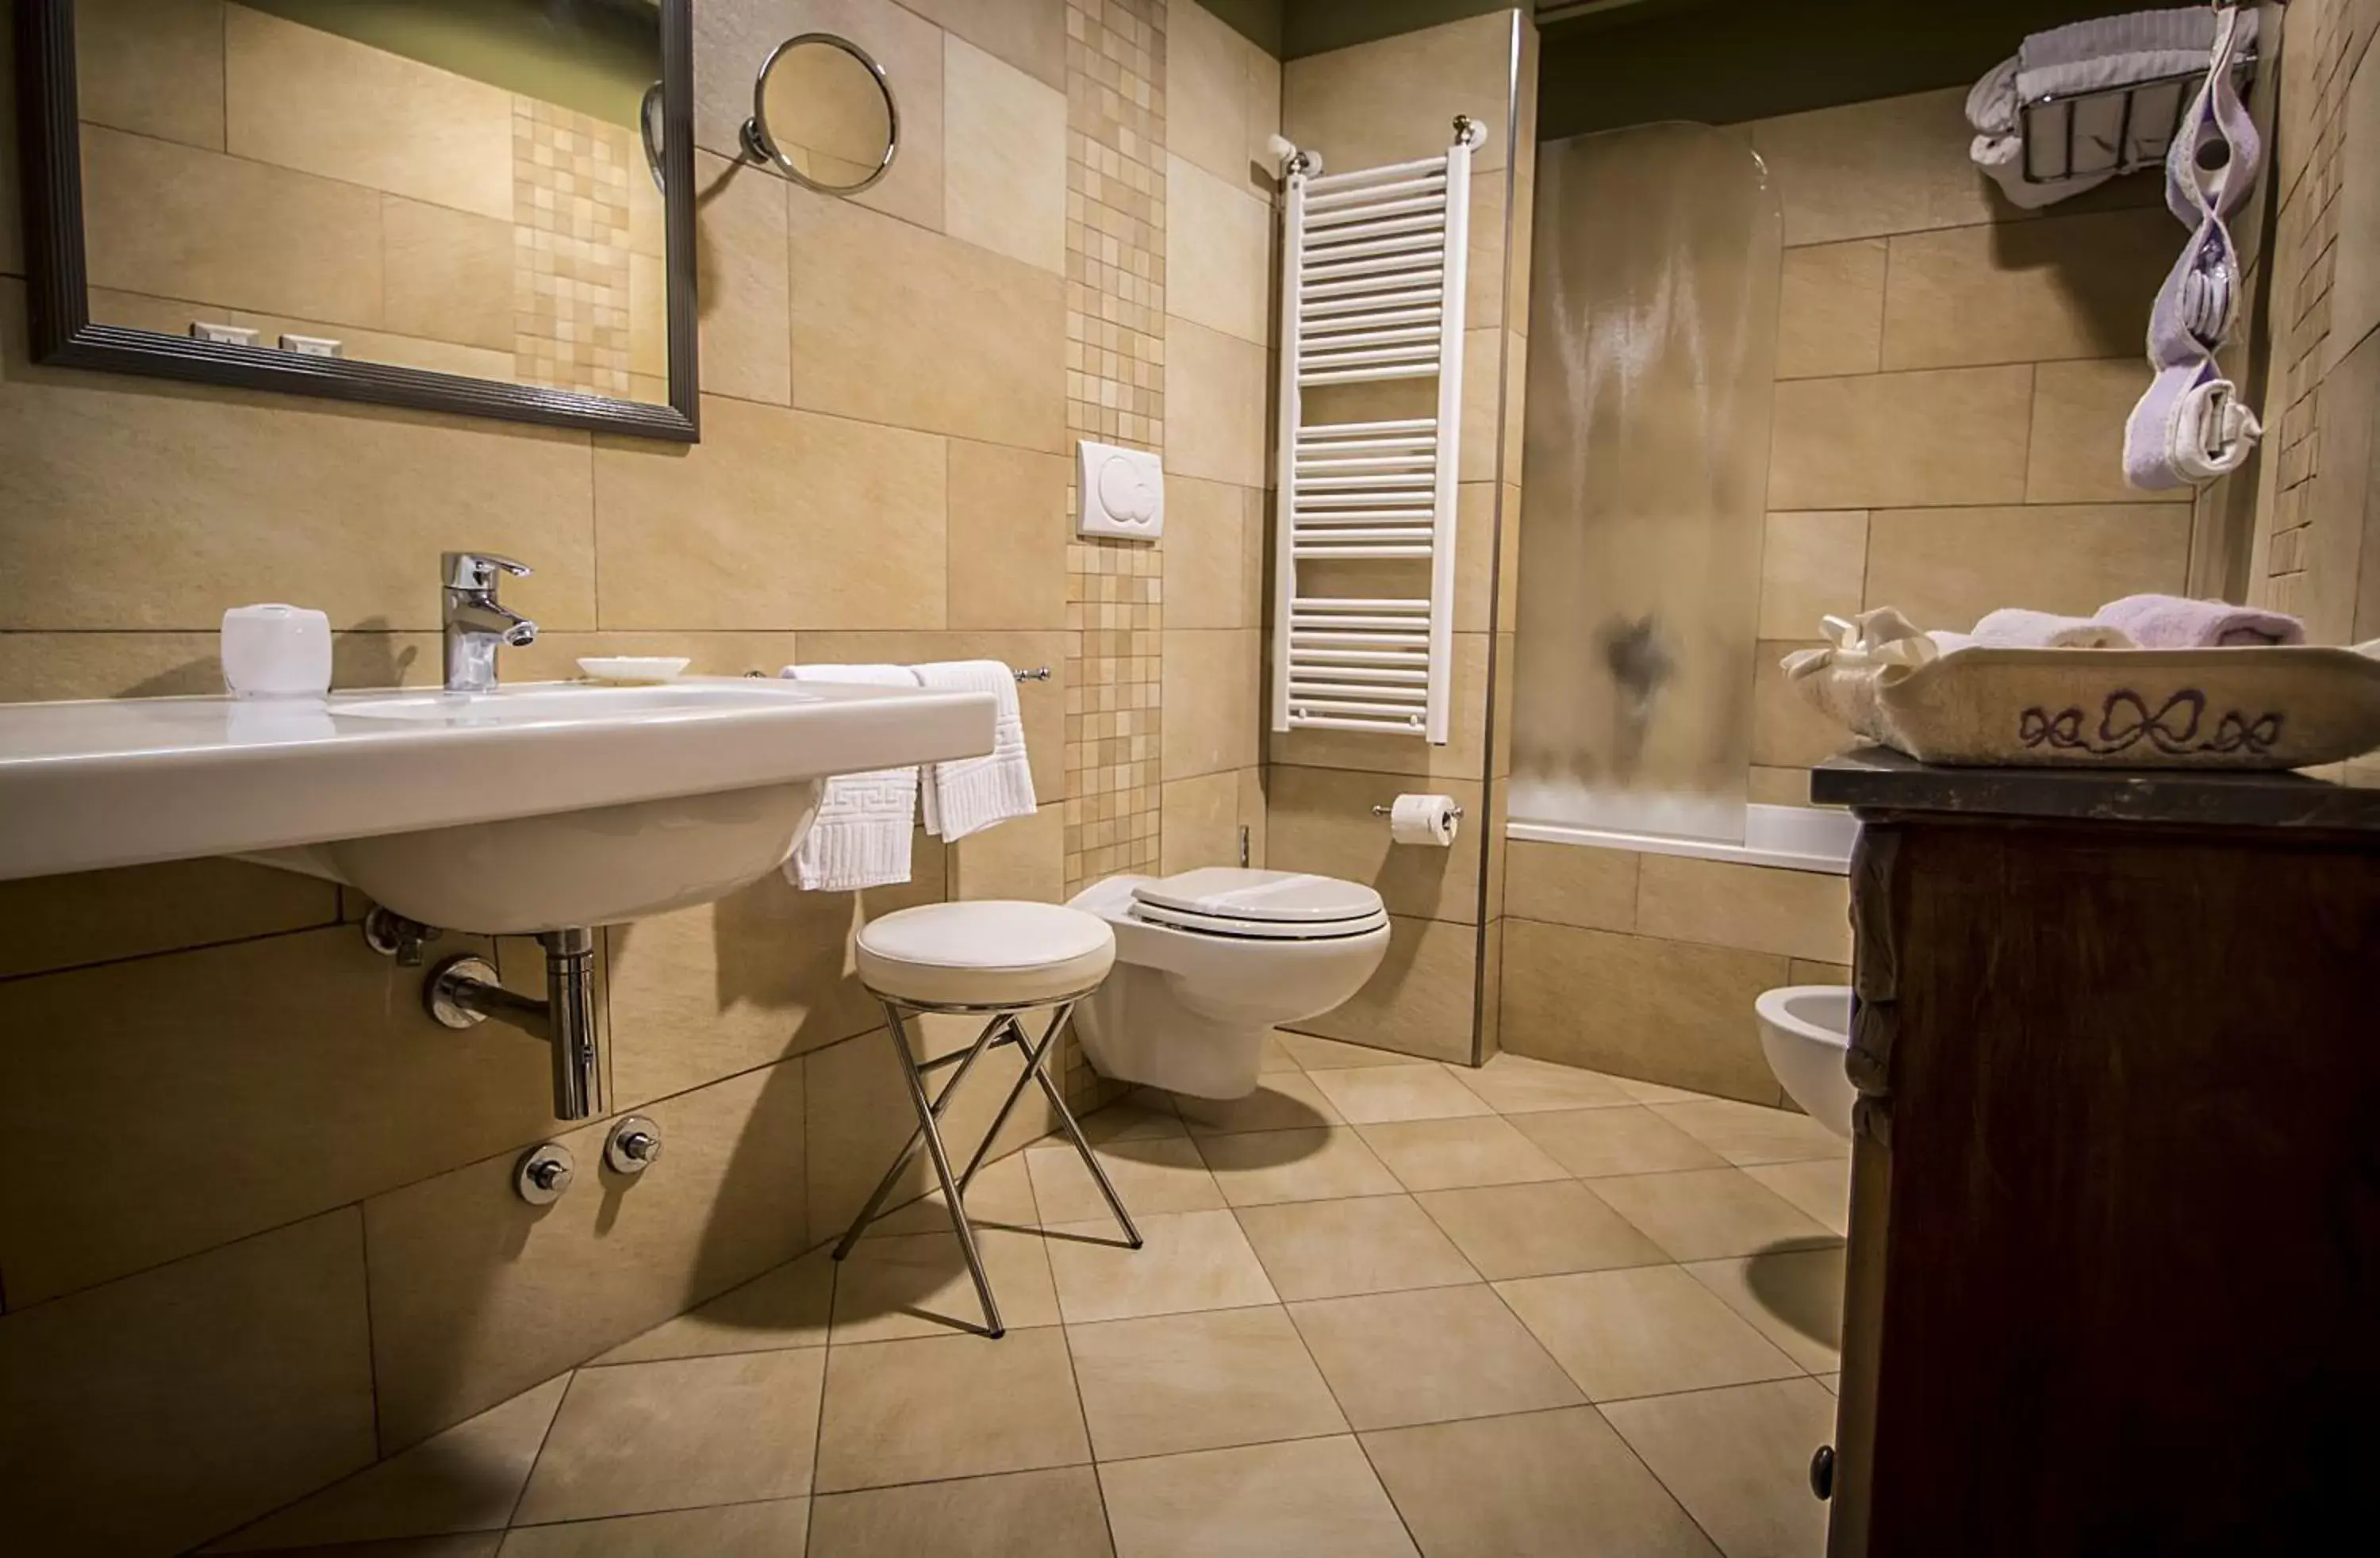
top-left (1130, 897), bottom-right (1390, 940)
top-left (1131, 868), bottom-right (1384, 926)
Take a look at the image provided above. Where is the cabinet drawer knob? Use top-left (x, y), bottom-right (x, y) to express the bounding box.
top-left (1810, 1444), bottom-right (1835, 1500)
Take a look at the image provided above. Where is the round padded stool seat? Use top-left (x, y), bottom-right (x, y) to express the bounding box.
top-left (856, 900), bottom-right (1116, 1008)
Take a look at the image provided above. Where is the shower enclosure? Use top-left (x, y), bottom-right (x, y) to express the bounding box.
top-left (1510, 123), bottom-right (1782, 845)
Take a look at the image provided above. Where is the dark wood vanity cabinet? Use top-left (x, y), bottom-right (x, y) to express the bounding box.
top-left (1810, 752), bottom-right (2380, 1557)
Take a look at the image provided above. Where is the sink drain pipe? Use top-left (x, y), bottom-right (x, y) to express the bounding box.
top-left (424, 928), bottom-right (603, 1120)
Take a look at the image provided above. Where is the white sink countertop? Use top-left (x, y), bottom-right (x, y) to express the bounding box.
top-left (0, 677), bottom-right (996, 883)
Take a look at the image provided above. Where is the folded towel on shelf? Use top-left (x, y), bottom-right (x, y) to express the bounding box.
top-left (915, 660), bottom-right (1036, 842)
top-left (779, 664), bottom-right (920, 892)
top-left (1972, 608), bottom-right (2136, 649)
top-left (2095, 593), bottom-right (2305, 647)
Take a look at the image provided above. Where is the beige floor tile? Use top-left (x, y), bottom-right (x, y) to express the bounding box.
top-left (1281, 1032), bottom-right (1418, 1070)
top-left (1611, 1075), bottom-right (1711, 1106)
top-left (512, 1350), bottom-right (823, 1523)
top-left (808, 1466), bottom-right (1115, 1557)
top-left (1170, 1070), bottom-right (1342, 1135)
top-left (1260, 1031), bottom-right (1299, 1073)
top-left (1497, 1266), bottom-right (1802, 1403)
top-left (831, 1226), bottom-right (1059, 1341)
top-left (1508, 1107), bottom-right (1730, 1178)
top-left (1069, 1306), bottom-right (1348, 1460)
top-left (1588, 1168), bottom-right (1841, 1263)
top-left (814, 1327), bottom-right (1090, 1493)
top-left (1363, 1407), bottom-right (1719, 1557)
top-left (1081, 1099), bottom-right (1189, 1145)
top-left (1307, 1063), bottom-right (1494, 1124)
top-left (211, 1376), bottom-right (566, 1550)
top-left (1683, 1248), bottom-right (1845, 1374)
top-left (1602, 1380), bottom-right (1837, 1558)
top-left (868, 1150), bottom-right (1043, 1235)
top-left (499, 1498), bottom-right (809, 1556)
top-left (1652, 1099), bottom-right (1849, 1167)
top-left (1026, 1134), bottom-right (1223, 1223)
top-left (1194, 1126), bottom-right (1405, 1206)
top-left (1287, 1285), bottom-right (1583, 1430)
top-left (1359, 1117), bottom-right (1572, 1192)
top-left (1412, 1181), bottom-right (1668, 1282)
top-left (1233, 1195), bottom-right (1480, 1301)
top-left (294, 1538), bottom-right (499, 1558)
top-left (589, 1249), bottom-right (833, 1366)
top-left (1817, 1373), bottom-right (1840, 1395)
top-left (1455, 1053), bottom-right (1637, 1114)
top-left (1045, 1208), bottom-right (1279, 1323)
top-left (1743, 1158), bottom-right (1852, 1238)
top-left (1098, 1436), bottom-right (1417, 1558)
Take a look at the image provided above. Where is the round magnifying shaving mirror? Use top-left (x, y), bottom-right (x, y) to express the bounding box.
top-left (741, 33), bottom-right (898, 194)
top-left (639, 81), bottom-right (666, 193)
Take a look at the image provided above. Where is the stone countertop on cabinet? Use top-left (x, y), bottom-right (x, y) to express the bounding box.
top-left (1811, 746), bottom-right (2380, 834)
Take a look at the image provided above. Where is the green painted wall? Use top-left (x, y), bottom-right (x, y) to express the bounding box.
top-left (1282, 0), bottom-right (1513, 59)
top-left (238, 0), bottom-right (658, 126)
top-left (1537, 0), bottom-right (2155, 140)
top-left (1204, 0), bottom-right (1286, 56)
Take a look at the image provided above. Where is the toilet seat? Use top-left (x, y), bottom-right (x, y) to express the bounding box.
top-left (1128, 868), bottom-right (1384, 941)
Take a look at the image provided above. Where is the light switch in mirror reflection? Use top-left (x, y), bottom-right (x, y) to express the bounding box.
top-left (71, 0), bottom-right (673, 405)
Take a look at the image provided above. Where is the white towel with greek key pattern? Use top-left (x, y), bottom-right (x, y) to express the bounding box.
top-left (915, 660), bottom-right (1037, 842)
top-left (780, 664), bottom-right (919, 891)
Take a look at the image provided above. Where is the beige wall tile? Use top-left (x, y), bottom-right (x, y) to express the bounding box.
top-left (2026, 358), bottom-right (2171, 503)
top-left (788, 189), bottom-right (1064, 450)
top-left (1239, 765), bottom-right (1270, 868)
top-left (224, 6), bottom-right (512, 222)
top-left (1167, 318), bottom-right (1270, 485)
top-left (901, 0), bottom-right (1065, 90)
top-left (0, 282), bottom-right (597, 631)
top-left (593, 396), bottom-right (944, 631)
top-left (604, 851), bottom-right (942, 1103)
top-left (1169, 0), bottom-right (1256, 184)
top-left (944, 35), bottom-right (1068, 275)
top-left (0, 858), bottom-right (337, 980)
top-left (1634, 855), bottom-right (1851, 963)
top-left (381, 197), bottom-right (513, 355)
top-left (1881, 209), bottom-right (2179, 370)
top-left (1758, 508), bottom-right (1869, 639)
top-left (1775, 240), bottom-right (1887, 378)
top-left (0, 926), bottom-right (612, 1304)
top-left (1501, 919), bottom-right (1786, 1103)
top-left (1161, 770), bottom-right (1244, 874)
top-left (0, 1211), bottom-right (375, 1558)
top-left (629, 251), bottom-right (667, 382)
top-left (77, 0), bottom-right (225, 150)
top-left (1168, 154), bottom-right (1272, 345)
top-left (1767, 366), bottom-right (2033, 510)
top-left (1751, 637), bottom-right (1851, 769)
top-left (1291, 913), bottom-right (1480, 1063)
top-left (947, 439), bottom-right (1069, 629)
top-left (1284, 11), bottom-right (1517, 175)
top-left (80, 124), bottom-right (384, 330)
top-left (1503, 838), bottom-right (1637, 932)
top-left (1865, 502), bottom-right (2193, 627)
top-left (1265, 765), bottom-right (1485, 923)
top-left (690, 153), bottom-right (792, 405)
top-left (1162, 629), bottom-right (1262, 779)
top-left (1270, 631), bottom-right (1492, 781)
top-left (1164, 476), bottom-right (1256, 630)
top-left (951, 802), bottom-right (1066, 901)
top-left (695, 0), bottom-right (945, 232)
top-left (1457, 326), bottom-right (1508, 483)
top-left (364, 1060), bottom-right (809, 1449)
top-left (1749, 766), bottom-right (1818, 808)
top-left (1750, 86), bottom-right (1997, 245)
top-left (0, 629), bottom-right (440, 702)
top-left (1467, 170), bottom-right (1511, 333)
top-left (2328, 42), bottom-right (2380, 375)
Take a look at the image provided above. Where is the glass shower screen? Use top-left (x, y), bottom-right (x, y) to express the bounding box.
top-left (1510, 123), bottom-right (1781, 842)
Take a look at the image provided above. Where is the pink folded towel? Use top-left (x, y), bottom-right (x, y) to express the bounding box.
top-left (2094, 593), bottom-right (2305, 647)
top-left (1971, 608), bottom-right (2135, 648)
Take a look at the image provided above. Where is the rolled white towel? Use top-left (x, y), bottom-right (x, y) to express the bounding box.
top-left (1971, 608), bottom-right (2136, 649)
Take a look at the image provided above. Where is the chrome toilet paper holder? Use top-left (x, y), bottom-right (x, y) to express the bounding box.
top-left (1371, 803), bottom-right (1464, 819)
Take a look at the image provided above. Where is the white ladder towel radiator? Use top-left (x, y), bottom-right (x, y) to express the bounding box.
top-left (1271, 117), bottom-right (1485, 744)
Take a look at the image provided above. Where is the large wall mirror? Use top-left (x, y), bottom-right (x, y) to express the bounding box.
top-left (14, 0), bottom-right (701, 440)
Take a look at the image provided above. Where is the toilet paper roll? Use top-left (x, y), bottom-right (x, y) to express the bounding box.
top-left (1388, 793), bottom-right (1460, 847)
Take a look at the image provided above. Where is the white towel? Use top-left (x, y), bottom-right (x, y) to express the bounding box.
top-left (780, 665), bottom-right (919, 891)
top-left (1971, 608), bottom-right (2136, 650)
top-left (915, 660), bottom-right (1036, 842)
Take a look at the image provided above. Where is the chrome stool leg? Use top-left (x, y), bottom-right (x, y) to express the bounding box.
top-left (854, 1001), bottom-right (1006, 1337)
top-left (960, 1000), bottom-right (1141, 1249)
top-left (831, 1004), bottom-right (1009, 1264)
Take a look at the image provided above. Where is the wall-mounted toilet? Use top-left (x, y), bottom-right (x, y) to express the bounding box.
top-left (1068, 867), bottom-right (1390, 1099)
top-left (1756, 984), bottom-right (1856, 1137)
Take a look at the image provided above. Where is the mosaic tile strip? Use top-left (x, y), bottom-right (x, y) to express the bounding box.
top-left (511, 95), bottom-right (635, 397)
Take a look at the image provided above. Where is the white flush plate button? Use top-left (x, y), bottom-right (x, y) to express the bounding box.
top-left (1077, 439), bottom-right (1163, 541)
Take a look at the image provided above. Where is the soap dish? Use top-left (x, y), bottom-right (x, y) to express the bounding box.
top-left (577, 656), bottom-right (691, 683)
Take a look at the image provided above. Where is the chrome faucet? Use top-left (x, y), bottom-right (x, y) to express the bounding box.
top-left (441, 551), bottom-right (538, 693)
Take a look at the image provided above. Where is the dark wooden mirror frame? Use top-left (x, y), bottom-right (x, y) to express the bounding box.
top-left (11, 0), bottom-right (701, 442)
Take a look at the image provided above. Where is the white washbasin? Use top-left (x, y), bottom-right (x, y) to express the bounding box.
top-left (0, 677), bottom-right (994, 933)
